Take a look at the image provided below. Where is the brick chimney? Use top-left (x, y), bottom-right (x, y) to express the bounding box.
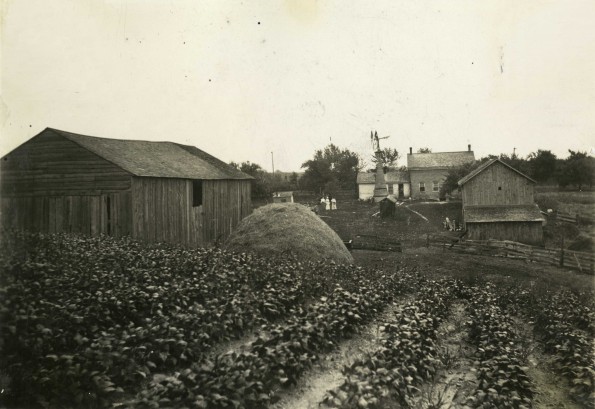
top-left (468, 144), bottom-right (471, 152)
top-left (409, 147), bottom-right (412, 154)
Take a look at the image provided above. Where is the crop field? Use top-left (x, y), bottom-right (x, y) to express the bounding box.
top-left (1, 232), bottom-right (594, 408)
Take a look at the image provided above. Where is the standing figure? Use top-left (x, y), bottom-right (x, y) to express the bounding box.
top-left (331, 197), bottom-right (337, 210)
top-left (325, 196), bottom-right (330, 211)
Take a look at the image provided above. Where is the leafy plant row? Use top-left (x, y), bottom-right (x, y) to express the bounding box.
top-left (0, 232), bottom-right (392, 408)
top-left (131, 271), bottom-right (422, 408)
top-left (322, 278), bottom-right (457, 408)
top-left (509, 288), bottom-right (594, 407)
top-left (464, 283), bottom-right (533, 409)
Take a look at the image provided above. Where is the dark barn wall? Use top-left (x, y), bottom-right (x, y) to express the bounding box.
top-left (0, 130), bottom-right (132, 235)
top-left (462, 162), bottom-right (534, 206)
top-left (467, 222), bottom-right (543, 246)
top-left (202, 179), bottom-right (252, 244)
top-left (130, 178), bottom-right (251, 246)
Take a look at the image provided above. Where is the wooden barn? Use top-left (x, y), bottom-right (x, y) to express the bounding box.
top-left (458, 158), bottom-right (544, 246)
top-left (0, 128), bottom-right (253, 246)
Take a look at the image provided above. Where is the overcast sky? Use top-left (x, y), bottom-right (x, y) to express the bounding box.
top-left (1, 0), bottom-right (594, 171)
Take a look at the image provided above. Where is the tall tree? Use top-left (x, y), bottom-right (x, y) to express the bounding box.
top-left (528, 150), bottom-right (557, 182)
top-left (229, 161), bottom-right (270, 198)
top-left (556, 150), bottom-right (594, 190)
top-left (417, 147), bottom-right (432, 153)
top-left (301, 144), bottom-right (363, 193)
top-left (371, 147), bottom-right (400, 169)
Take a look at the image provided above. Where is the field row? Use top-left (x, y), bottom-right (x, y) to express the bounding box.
top-left (0, 232), bottom-right (593, 408)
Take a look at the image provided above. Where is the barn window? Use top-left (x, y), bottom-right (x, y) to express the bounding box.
top-left (419, 182), bottom-right (425, 192)
top-left (192, 180), bottom-right (203, 207)
top-left (498, 186), bottom-right (502, 191)
top-left (432, 181), bottom-right (440, 192)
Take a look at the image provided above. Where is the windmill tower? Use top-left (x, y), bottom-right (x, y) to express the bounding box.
top-left (371, 131), bottom-right (389, 202)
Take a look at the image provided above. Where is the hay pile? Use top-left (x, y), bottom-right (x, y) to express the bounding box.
top-left (224, 203), bottom-right (354, 265)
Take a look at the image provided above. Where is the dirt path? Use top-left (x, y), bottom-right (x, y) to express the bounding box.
top-left (512, 318), bottom-right (584, 409)
top-left (409, 301), bottom-right (478, 408)
top-left (269, 298), bottom-right (411, 409)
top-left (404, 205), bottom-right (430, 222)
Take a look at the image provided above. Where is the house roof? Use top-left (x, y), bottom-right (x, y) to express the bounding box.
top-left (407, 151), bottom-right (475, 169)
top-left (356, 170), bottom-right (410, 184)
top-left (465, 204), bottom-right (544, 223)
top-left (458, 158), bottom-right (536, 186)
top-left (44, 128), bottom-right (253, 180)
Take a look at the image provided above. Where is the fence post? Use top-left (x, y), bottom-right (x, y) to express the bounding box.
top-left (559, 237), bottom-right (565, 268)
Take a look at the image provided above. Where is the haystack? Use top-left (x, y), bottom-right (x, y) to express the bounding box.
top-left (224, 203), bottom-right (354, 264)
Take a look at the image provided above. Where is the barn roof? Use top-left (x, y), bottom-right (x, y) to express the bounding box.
top-left (407, 151), bottom-right (475, 169)
top-left (465, 205), bottom-right (544, 223)
top-left (44, 128), bottom-right (253, 180)
top-left (458, 158), bottom-right (536, 186)
top-left (356, 170), bottom-right (410, 184)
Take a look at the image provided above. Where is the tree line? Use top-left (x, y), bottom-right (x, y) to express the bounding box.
top-left (232, 146), bottom-right (594, 199)
top-left (440, 149), bottom-right (595, 197)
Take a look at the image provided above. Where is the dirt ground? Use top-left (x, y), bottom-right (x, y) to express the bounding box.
top-left (309, 198), bottom-right (594, 292)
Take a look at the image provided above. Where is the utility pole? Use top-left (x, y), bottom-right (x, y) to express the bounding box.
top-left (271, 151), bottom-right (275, 174)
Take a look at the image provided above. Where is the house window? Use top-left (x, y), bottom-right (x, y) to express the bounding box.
top-left (419, 182), bottom-right (425, 192)
top-left (388, 184), bottom-right (394, 194)
top-left (432, 181), bottom-right (440, 192)
top-left (498, 186), bottom-right (502, 191)
top-left (192, 180), bottom-right (203, 207)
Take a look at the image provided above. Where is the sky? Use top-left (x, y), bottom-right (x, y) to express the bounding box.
top-left (1, 0), bottom-right (594, 172)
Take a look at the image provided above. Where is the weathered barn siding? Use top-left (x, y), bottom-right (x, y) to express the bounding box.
top-left (462, 162), bottom-right (534, 206)
top-left (1, 130), bottom-right (132, 196)
top-left (130, 178), bottom-right (251, 246)
top-left (0, 193), bottom-right (132, 236)
top-left (202, 180), bottom-right (252, 244)
top-left (467, 222), bottom-right (543, 246)
top-left (131, 177), bottom-right (192, 244)
top-left (0, 130), bottom-right (133, 235)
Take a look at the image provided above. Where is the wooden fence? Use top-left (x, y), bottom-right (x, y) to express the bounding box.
top-left (348, 234), bottom-right (402, 252)
top-left (427, 234), bottom-right (595, 274)
top-left (553, 210), bottom-right (594, 225)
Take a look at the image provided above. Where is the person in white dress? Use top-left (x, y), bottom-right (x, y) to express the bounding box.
top-left (331, 197), bottom-right (337, 210)
top-left (325, 196), bottom-right (330, 211)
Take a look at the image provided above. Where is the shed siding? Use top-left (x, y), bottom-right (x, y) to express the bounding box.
top-left (462, 162), bottom-right (534, 206)
top-left (1, 131), bottom-right (132, 196)
top-left (467, 222), bottom-right (543, 246)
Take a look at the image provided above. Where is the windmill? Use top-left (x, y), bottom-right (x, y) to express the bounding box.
top-left (370, 130), bottom-right (390, 202)
top-left (370, 130), bottom-right (390, 153)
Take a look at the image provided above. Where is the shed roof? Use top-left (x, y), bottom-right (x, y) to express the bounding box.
top-left (407, 151), bottom-right (475, 169)
top-left (42, 128), bottom-right (253, 180)
top-left (356, 170), bottom-right (410, 184)
top-left (458, 158), bottom-right (536, 186)
top-left (465, 205), bottom-right (544, 223)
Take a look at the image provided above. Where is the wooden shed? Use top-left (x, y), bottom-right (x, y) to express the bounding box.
top-left (458, 158), bottom-right (544, 246)
top-left (0, 128), bottom-right (253, 246)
